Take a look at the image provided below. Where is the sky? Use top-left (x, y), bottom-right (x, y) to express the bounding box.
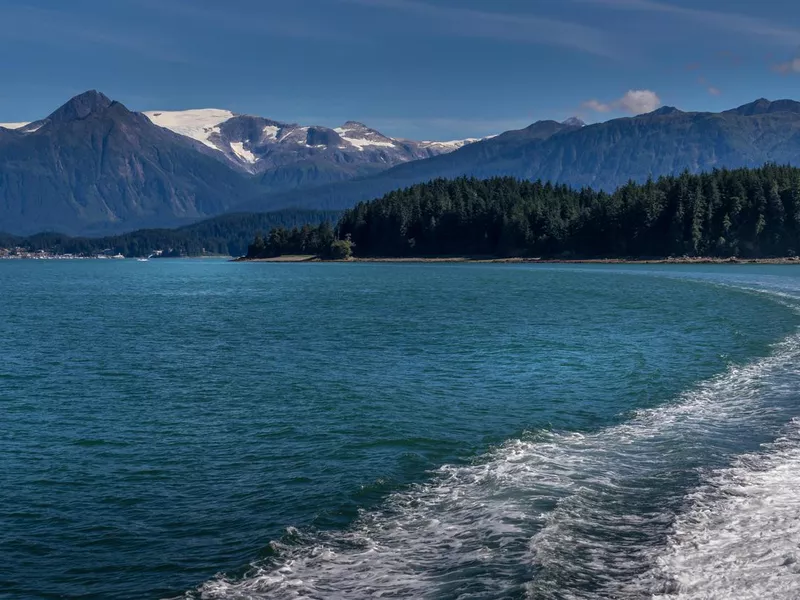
top-left (0, 0), bottom-right (799, 140)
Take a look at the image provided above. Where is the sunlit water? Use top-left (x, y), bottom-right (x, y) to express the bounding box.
top-left (2, 261), bottom-right (800, 599)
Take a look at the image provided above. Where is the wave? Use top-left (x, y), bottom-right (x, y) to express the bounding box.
top-left (648, 419), bottom-right (800, 600)
top-left (181, 334), bottom-right (800, 600)
top-left (182, 278), bottom-right (800, 600)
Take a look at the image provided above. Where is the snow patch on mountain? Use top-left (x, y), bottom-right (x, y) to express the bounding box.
top-left (230, 142), bottom-right (258, 164)
top-left (335, 123), bottom-right (401, 152)
top-left (263, 125), bottom-right (280, 140)
top-left (339, 136), bottom-right (398, 151)
top-left (0, 121), bottom-right (45, 133)
top-left (418, 137), bottom-right (487, 151)
top-left (140, 109), bottom-right (489, 167)
top-left (144, 109), bottom-right (235, 148)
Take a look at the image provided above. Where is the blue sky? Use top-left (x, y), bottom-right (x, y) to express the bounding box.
top-left (1, 0), bottom-right (799, 140)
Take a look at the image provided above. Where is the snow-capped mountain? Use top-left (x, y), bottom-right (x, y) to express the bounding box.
top-left (142, 109), bottom-right (484, 174)
top-left (0, 90), bottom-right (493, 234)
top-left (0, 121), bottom-right (44, 133)
top-left (4, 90), bottom-right (800, 238)
top-left (0, 91), bottom-right (258, 236)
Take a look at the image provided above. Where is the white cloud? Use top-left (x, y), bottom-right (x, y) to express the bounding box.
top-left (582, 89), bottom-right (662, 115)
top-left (697, 76), bottom-right (721, 96)
top-left (618, 90), bottom-right (662, 113)
top-left (581, 99), bottom-right (613, 113)
top-left (773, 58), bottom-right (800, 74)
top-left (334, 0), bottom-right (617, 58)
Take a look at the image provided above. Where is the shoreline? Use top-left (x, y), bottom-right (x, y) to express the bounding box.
top-left (235, 255), bottom-right (800, 265)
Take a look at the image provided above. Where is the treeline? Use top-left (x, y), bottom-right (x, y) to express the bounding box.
top-left (0, 210), bottom-right (340, 257)
top-left (333, 165), bottom-right (800, 258)
top-left (246, 222), bottom-right (353, 260)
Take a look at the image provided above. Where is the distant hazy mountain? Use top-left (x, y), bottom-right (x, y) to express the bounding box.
top-left (142, 110), bottom-right (482, 182)
top-left (3, 92), bottom-right (800, 236)
top-left (0, 91), bottom-right (259, 235)
top-left (0, 92), bottom-right (484, 234)
top-left (241, 99), bottom-right (800, 212)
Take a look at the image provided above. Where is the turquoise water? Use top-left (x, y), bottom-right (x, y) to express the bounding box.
top-left (2, 261), bottom-right (800, 599)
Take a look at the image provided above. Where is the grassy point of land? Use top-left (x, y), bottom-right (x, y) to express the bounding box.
top-left (234, 255), bottom-right (319, 262)
top-left (236, 255), bottom-right (800, 264)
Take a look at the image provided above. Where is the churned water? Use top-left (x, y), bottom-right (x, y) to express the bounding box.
top-left (2, 261), bottom-right (800, 599)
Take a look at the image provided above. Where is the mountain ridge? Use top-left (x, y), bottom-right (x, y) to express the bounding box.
top-left (239, 98), bottom-right (800, 212)
top-left (142, 108), bottom-right (488, 175)
top-left (0, 92), bottom-right (260, 235)
top-left (2, 92), bottom-right (800, 236)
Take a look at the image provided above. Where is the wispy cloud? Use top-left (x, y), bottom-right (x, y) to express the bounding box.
top-left (1, 4), bottom-right (190, 63)
top-left (333, 0), bottom-right (618, 58)
top-left (138, 0), bottom-right (350, 43)
top-left (697, 76), bottom-right (721, 96)
top-left (578, 0), bottom-right (800, 47)
top-left (773, 57), bottom-right (800, 74)
top-left (582, 90), bottom-right (662, 114)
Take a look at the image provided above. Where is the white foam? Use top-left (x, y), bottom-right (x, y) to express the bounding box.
top-left (524, 334), bottom-right (800, 599)
top-left (184, 327), bottom-right (800, 600)
top-left (648, 421), bottom-right (800, 599)
top-left (183, 277), bottom-right (800, 600)
top-left (144, 109), bottom-right (235, 148)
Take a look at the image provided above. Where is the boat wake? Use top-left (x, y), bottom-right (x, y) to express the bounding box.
top-left (182, 280), bottom-right (800, 600)
top-left (648, 419), bottom-right (800, 600)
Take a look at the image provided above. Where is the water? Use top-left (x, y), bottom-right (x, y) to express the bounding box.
top-left (2, 261), bottom-right (800, 600)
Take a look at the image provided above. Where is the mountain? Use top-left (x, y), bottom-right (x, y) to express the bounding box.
top-left (143, 109), bottom-right (483, 182)
top-left (4, 93), bottom-right (800, 236)
top-left (0, 91), bottom-right (259, 235)
top-left (239, 118), bottom-right (587, 210)
top-left (0, 92), bottom-right (486, 234)
top-left (241, 99), bottom-right (800, 212)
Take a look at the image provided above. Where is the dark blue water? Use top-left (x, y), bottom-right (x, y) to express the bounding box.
top-left (2, 261), bottom-right (800, 599)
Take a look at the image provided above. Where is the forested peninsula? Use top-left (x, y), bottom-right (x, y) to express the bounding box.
top-left (246, 165), bottom-right (800, 261)
top-left (0, 210), bottom-right (339, 258)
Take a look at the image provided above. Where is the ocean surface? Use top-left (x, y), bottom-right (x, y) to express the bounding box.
top-left (2, 260), bottom-right (800, 600)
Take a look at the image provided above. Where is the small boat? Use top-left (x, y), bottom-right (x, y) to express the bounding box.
top-left (111, 253), bottom-right (125, 259)
top-left (137, 258), bottom-right (149, 262)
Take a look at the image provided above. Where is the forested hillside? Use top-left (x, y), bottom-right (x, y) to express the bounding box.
top-left (332, 165), bottom-right (800, 258)
top-left (243, 100), bottom-right (800, 213)
top-left (1, 210), bottom-right (339, 257)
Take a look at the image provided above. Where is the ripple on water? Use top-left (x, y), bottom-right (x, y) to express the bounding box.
top-left (186, 332), bottom-right (800, 600)
top-left (648, 418), bottom-right (800, 600)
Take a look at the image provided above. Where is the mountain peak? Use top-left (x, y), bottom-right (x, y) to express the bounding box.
top-left (727, 98), bottom-right (800, 116)
top-left (340, 120), bottom-right (370, 130)
top-left (562, 117), bottom-right (585, 127)
top-left (648, 106), bottom-right (683, 116)
top-left (46, 90), bottom-right (115, 123)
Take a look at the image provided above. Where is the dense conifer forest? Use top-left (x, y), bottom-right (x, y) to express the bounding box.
top-left (9, 165), bottom-right (800, 260)
top-left (245, 222), bottom-right (354, 260)
top-left (323, 165), bottom-right (800, 259)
